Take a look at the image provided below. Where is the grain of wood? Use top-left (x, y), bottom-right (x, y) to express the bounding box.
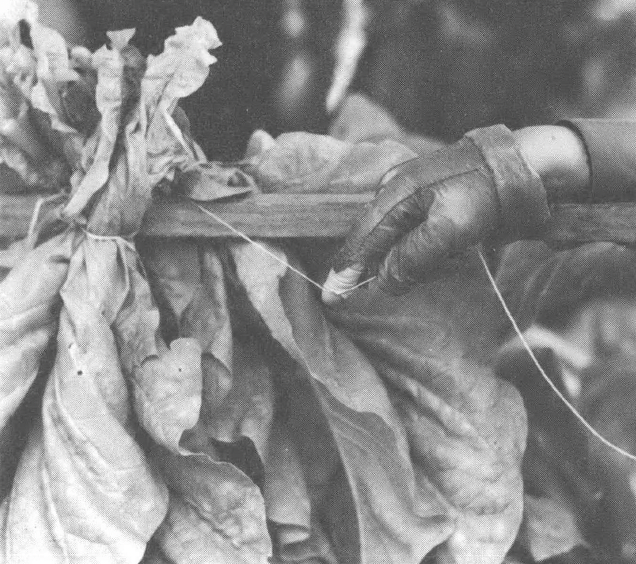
top-left (2, 193), bottom-right (636, 244)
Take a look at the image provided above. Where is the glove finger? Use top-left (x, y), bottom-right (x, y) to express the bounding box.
top-left (322, 266), bottom-right (366, 305)
top-left (330, 158), bottom-right (435, 273)
top-left (322, 175), bottom-right (430, 305)
top-left (376, 174), bottom-right (499, 294)
top-left (376, 214), bottom-right (457, 294)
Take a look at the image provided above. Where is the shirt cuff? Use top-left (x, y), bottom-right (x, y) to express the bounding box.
top-left (558, 118), bottom-right (636, 202)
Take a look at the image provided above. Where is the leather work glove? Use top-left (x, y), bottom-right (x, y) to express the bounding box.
top-left (322, 124), bottom-right (551, 304)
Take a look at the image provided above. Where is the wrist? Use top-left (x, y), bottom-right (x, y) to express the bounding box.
top-left (465, 124), bottom-right (550, 241)
top-left (513, 125), bottom-right (591, 202)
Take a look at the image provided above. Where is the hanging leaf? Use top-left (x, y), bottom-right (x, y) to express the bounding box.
top-left (230, 241), bottom-right (461, 564)
top-left (272, 513), bottom-right (339, 564)
top-left (174, 161), bottom-right (255, 201)
top-left (139, 240), bottom-right (273, 563)
top-left (264, 421), bottom-right (312, 547)
top-left (27, 11), bottom-right (86, 163)
top-left (328, 251), bottom-right (526, 564)
top-left (61, 36), bottom-right (128, 219)
top-left (0, 239), bottom-right (169, 564)
top-left (149, 445), bottom-right (271, 564)
top-left (0, 230), bottom-right (74, 431)
top-left (0, 15), bottom-right (226, 563)
top-left (113, 246), bottom-right (203, 453)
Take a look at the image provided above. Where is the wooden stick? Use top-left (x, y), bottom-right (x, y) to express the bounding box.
top-left (2, 192), bottom-right (636, 244)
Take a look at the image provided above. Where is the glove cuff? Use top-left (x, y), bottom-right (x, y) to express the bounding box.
top-left (465, 124), bottom-right (550, 241)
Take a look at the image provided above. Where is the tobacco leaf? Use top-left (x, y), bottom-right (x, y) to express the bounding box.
top-left (139, 240), bottom-right (273, 562)
top-left (60, 34), bottom-right (127, 219)
top-left (143, 240), bottom-right (329, 563)
top-left (264, 420), bottom-right (312, 547)
top-left (140, 241), bottom-right (232, 374)
top-left (29, 15), bottom-right (80, 126)
top-left (238, 118), bottom-right (529, 563)
top-left (140, 240), bottom-right (275, 452)
top-left (174, 161), bottom-right (255, 201)
top-left (0, 14), bottom-right (236, 563)
top-left (0, 26), bottom-right (72, 189)
top-left (0, 145), bottom-right (64, 192)
top-left (192, 339), bottom-right (274, 460)
top-left (271, 512), bottom-right (338, 564)
top-left (27, 12), bottom-right (87, 165)
top-left (237, 97), bottom-right (524, 563)
top-left (327, 252), bottom-right (526, 564)
top-left (230, 242), bottom-right (461, 564)
top-left (269, 365), bottom-right (343, 563)
top-left (388, 361), bottom-right (525, 564)
top-left (120, 243), bottom-right (274, 563)
top-left (0, 231), bottom-right (74, 504)
top-left (328, 93), bottom-right (444, 156)
top-left (58, 17), bottom-right (225, 236)
top-left (147, 395), bottom-right (273, 564)
top-left (149, 446), bottom-right (270, 564)
top-left (496, 240), bottom-right (636, 560)
top-left (0, 230), bottom-right (74, 431)
top-left (142, 17), bottom-right (220, 115)
top-left (494, 241), bottom-right (636, 331)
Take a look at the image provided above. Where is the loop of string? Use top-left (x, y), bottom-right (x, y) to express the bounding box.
top-left (81, 230), bottom-right (137, 296)
top-left (190, 198), bottom-right (636, 462)
top-left (477, 249), bottom-right (636, 463)
top-left (82, 229), bottom-right (137, 252)
top-left (27, 194), bottom-right (137, 253)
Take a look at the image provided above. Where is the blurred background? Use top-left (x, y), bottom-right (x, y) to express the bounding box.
top-left (34, 0), bottom-right (636, 157)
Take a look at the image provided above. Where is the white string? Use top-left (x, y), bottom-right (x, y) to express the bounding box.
top-left (478, 249), bottom-right (636, 463)
top-left (82, 229), bottom-right (137, 251)
top-left (338, 274), bottom-right (378, 295)
top-left (191, 201), bottom-right (376, 296)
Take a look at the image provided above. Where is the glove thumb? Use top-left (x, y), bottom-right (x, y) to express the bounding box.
top-left (322, 265), bottom-right (365, 305)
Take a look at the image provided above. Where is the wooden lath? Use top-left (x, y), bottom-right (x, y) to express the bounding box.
top-left (3, 193), bottom-right (636, 245)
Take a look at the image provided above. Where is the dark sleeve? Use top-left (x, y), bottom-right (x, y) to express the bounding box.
top-left (558, 118), bottom-right (636, 202)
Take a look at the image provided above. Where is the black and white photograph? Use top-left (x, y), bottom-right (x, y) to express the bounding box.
top-left (2, 0), bottom-right (636, 562)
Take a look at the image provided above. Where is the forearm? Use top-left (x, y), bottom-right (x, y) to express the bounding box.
top-left (513, 120), bottom-right (636, 204)
top-left (513, 125), bottom-right (591, 203)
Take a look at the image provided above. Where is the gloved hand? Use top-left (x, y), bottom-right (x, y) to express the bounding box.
top-left (322, 124), bottom-right (551, 304)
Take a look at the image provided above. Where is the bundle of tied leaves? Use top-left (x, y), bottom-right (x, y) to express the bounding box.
top-left (0, 5), bottom-right (577, 564)
top-left (0, 7), bottom-right (267, 562)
